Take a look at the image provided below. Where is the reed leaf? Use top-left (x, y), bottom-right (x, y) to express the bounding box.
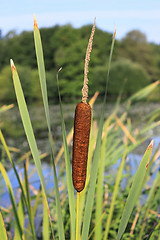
top-left (128, 80), bottom-right (160, 103)
top-left (117, 140), bottom-right (153, 240)
top-left (137, 169), bottom-right (160, 239)
top-left (0, 104), bottom-right (14, 114)
top-left (24, 162), bottom-right (32, 215)
top-left (33, 15), bottom-right (65, 240)
top-left (104, 142), bottom-right (128, 239)
top-left (0, 162), bottom-right (23, 239)
top-left (43, 196), bottom-right (49, 240)
top-left (0, 130), bottom-right (36, 239)
top-left (0, 210), bottom-right (8, 240)
top-left (57, 69), bottom-right (76, 240)
top-left (14, 195), bottom-right (25, 240)
top-left (10, 60), bottom-right (54, 238)
top-left (149, 221), bottom-right (160, 240)
top-left (33, 14), bottom-right (51, 133)
top-left (95, 115), bottom-right (113, 239)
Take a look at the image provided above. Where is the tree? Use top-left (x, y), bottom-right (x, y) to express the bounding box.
top-left (108, 59), bottom-right (150, 98)
top-left (118, 30), bottom-right (158, 81)
top-left (123, 30), bottom-right (147, 44)
top-left (0, 65), bottom-right (41, 103)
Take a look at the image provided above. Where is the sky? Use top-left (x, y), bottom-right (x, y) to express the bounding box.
top-left (0, 0), bottom-right (160, 43)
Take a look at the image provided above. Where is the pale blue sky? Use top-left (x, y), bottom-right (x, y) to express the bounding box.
top-left (0, 0), bottom-right (160, 43)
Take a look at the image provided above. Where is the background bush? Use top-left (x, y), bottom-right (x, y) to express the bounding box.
top-left (0, 26), bottom-right (160, 103)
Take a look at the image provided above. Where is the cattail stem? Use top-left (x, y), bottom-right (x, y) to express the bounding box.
top-left (76, 192), bottom-right (81, 240)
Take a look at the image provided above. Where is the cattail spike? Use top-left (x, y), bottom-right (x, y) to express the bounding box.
top-left (72, 102), bottom-right (91, 192)
top-left (72, 20), bottom-right (94, 192)
top-left (82, 19), bottom-right (96, 103)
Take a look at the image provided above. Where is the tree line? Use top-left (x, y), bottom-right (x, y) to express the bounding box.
top-left (0, 25), bottom-right (160, 103)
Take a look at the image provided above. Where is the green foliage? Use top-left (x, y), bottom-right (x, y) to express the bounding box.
top-left (0, 26), bottom-right (159, 103)
top-left (118, 30), bottom-right (160, 81)
top-left (0, 66), bottom-right (15, 101)
top-left (0, 65), bottom-right (41, 103)
top-left (109, 59), bottom-right (150, 97)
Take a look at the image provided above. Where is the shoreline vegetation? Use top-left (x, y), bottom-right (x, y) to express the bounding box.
top-left (0, 16), bottom-right (160, 239)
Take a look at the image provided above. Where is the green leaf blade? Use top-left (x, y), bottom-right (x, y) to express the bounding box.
top-left (57, 71), bottom-right (76, 240)
top-left (0, 210), bottom-right (8, 240)
top-left (33, 16), bottom-right (51, 132)
top-left (11, 60), bottom-right (46, 196)
top-left (117, 140), bottom-right (153, 240)
top-left (0, 130), bottom-right (36, 239)
top-left (0, 162), bottom-right (23, 239)
top-left (10, 60), bottom-right (53, 237)
top-left (33, 17), bottom-right (65, 239)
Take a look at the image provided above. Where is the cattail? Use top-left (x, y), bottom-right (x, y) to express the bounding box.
top-left (72, 102), bottom-right (91, 192)
top-left (72, 20), bottom-right (95, 192)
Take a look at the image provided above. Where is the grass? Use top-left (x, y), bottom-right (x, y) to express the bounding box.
top-left (0, 16), bottom-right (160, 239)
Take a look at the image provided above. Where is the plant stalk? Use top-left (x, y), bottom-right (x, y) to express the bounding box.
top-left (76, 192), bottom-right (81, 240)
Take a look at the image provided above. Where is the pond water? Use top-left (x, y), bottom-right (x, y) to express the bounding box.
top-left (0, 135), bottom-right (160, 208)
top-left (1, 102), bottom-right (160, 160)
top-left (0, 102), bottom-right (160, 207)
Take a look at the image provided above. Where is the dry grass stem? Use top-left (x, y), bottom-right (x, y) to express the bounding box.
top-left (82, 19), bottom-right (96, 103)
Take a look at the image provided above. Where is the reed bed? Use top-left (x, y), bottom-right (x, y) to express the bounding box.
top-left (0, 15), bottom-right (160, 240)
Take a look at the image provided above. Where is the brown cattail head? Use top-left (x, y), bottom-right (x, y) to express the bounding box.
top-left (72, 102), bottom-right (91, 192)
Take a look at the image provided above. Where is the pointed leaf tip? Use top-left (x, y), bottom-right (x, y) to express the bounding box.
top-left (58, 67), bottom-right (62, 73)
top-left (10, 59), bottom-right (16, 71)
top-left (34, 14), bottom-right (38, 28)
top-left (113, 28), bottom-right (116, 39)
top-left (155, 80), bottom-right (160, 85)
top-left (147, 140), bottom-right (153, 150)
top-left (10, 59), bottom-right (14, 67)
top-left (146, 140), bottom-right (153, 169)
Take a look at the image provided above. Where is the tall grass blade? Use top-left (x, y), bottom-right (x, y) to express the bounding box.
top-left (33, 14), bottom-right (51, 133)
top-left (14, 195), bottom-right (25, 240)
top-left (10, 60), bottom-right (54, 238)
top-left (57, 69), bottom-right (76, 239)
top-left (0, 104), bottom-right (14, 114)
top-left (26, 190), bottom-right (42, 239)
top-left (95, 115), bottom-right (113, 239)
top-left (104, 143), bottom-right (128, 239)
top-left (43, 196), bottom-right (49, 240)
top-left (117, 140), bottom-right (153, 240)
top-left (150, 221), bottom-right (160, 240)
top-left (33, 15), bottom-right (65, 239)
top-left (81, 29), bottom-right (116, 240)
top-left (137, 168), bottom-right (160, 240)
top-left (24, 162), bottom-right (32, 215)
top-left (0, 130), bottom-right (36, 239)
top-left (0, 210), bottom-right (8, 240)
top-left (0, 162), bottom-right (23, 239)
top-left (128, 80), bottom-right (160, 103)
